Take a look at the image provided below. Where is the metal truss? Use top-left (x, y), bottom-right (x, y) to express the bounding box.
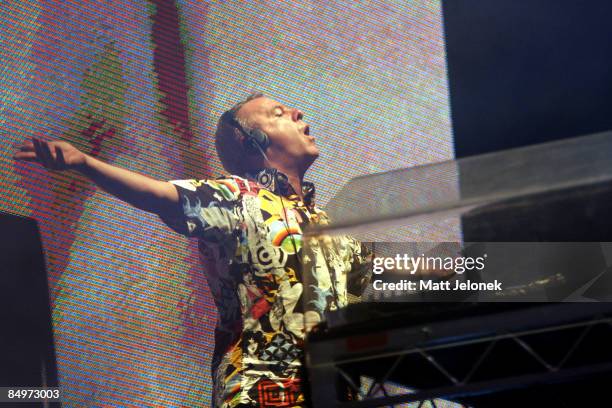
top-left (307, 307), bottom-right (612, 408)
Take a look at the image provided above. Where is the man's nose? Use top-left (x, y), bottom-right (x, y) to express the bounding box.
top-left (291, 108), bottom-right (304, 122)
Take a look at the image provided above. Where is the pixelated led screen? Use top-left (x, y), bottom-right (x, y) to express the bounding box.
top-left (1, 1), bottom-right (452, 405)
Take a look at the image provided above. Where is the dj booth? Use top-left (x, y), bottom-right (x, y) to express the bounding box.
top-left (303, 131), bottom-right (612, 407)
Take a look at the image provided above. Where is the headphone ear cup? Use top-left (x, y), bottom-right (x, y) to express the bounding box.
top-left (241, 128), bottom-right (270, 155)
top-left (245, 137), bottom-right (259, 154)
top-left (250, 129), bottom-right (270, 150)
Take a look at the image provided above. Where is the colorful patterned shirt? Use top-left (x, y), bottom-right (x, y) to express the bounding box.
top-left (160, 168), bottom-right (371, 407)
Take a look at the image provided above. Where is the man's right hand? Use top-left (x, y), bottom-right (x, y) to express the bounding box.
top-left (13, 137), bottom-right (178, 215)
top-left (13, 138), bottom-right (87, 171)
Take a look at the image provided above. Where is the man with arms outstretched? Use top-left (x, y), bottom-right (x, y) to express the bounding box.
top-left (14, 93), bottom-right (371, 407)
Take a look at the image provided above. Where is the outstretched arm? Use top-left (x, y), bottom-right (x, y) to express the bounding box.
top-left (14, 138), bottom-right (178, 216)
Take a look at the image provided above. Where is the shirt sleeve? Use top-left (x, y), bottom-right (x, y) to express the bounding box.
top-left (346, 237), bottom-right (373, 298)
top-left (158, 178), bottom-right (241, 243)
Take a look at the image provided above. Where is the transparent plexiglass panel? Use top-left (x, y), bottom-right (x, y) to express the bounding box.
top-left (301, 131), bottom-right (612, 333)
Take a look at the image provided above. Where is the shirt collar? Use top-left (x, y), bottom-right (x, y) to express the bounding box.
top-left (246, 167), bottom-right (316, 208)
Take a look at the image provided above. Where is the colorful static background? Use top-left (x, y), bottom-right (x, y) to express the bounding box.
top-left (1, 1), bottom-right (453, 406)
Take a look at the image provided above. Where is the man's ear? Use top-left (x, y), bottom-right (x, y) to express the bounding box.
top-left (233, 127), bottom-right (253, 155)
top-left (233, 126), bottom-right (246, 145)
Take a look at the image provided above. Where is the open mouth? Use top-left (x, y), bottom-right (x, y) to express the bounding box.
top-left (303, 125), bottom-right (310, 135)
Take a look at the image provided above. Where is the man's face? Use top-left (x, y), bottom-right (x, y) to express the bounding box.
top-left (236, 96), bottom-right (319, 171)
